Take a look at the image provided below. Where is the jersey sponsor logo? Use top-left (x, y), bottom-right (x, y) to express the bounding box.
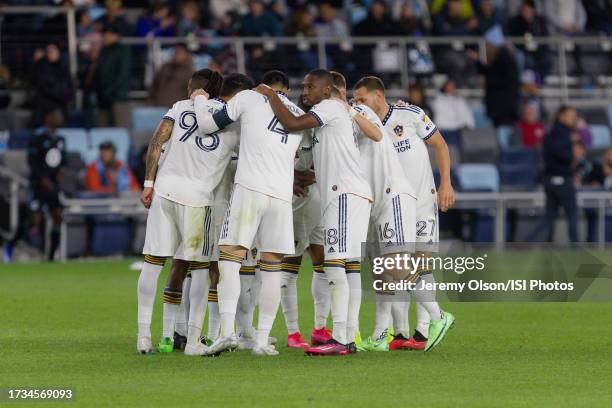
top-left (393, 139), bottom-right (411, 153)
top-left (393, 125), bottom-right (404, 138)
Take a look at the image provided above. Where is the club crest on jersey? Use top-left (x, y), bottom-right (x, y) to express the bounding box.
top-left (393, 125), bottom-right (403, 138)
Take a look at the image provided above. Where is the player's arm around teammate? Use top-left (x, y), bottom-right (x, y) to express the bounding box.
top-left (425, 130), bottom-right (455, 212)
top-left (140, 119), bottom-right (173, 208)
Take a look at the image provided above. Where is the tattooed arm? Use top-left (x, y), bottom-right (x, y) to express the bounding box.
top-left (140, 119), bottom-right (173, 208)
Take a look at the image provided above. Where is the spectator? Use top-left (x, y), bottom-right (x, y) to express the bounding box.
top-left (284, 7), bottom-right (316, 37)
top-left (209, 0), bottom-right (247, 22)
top-left (542, 0), bottom-right (586, 35)
top-left (27, 107), bottom-right (66, 260)
top-left (92, 24), bottom-right (131, 126)
top-left (240, 0), bottom-right (281, 36)
top-left (215, 11), bottom-right (241, 37)
top-left (394, 0), bottom-right (431, 35)
top-left (0, 64), bottom-right (11, 109)
top-left (518, 102), bottom-right (545, 147)
top-left (177, 1), bottom-right (202, 37)
top-left (432, 0), bottom-right (478, 36)
top-left (353, 0), bottom-right (403, 36)
top-left (314, 2), bottom-right (349, 37)
top-left (583, 148), bottom-right (612, 190)
top-left (582, 0), bottom-right (612, 35)
top-left (476, 26), bottom-right (520, 127)
top-left (96, 0), bottom-right (131, 36)
top-left (148, 44), bottom-right (194, 107)
top-left (136, 2), bottom-right (176, 38)
top-left (508, 0), bottom-right (552, 78)
top-left (537, 106), bottom-right (580, 243)
top-left (430, 0), bottom-right (474, 19)
top-left (431, 79), bottom-right (474, 131)
top-left (29, 43), bottom-right (74, 127)
top-left (475, 0), bottom-right (505, 34)
top-left (407, 81), bottom-right (432, 118)
top-left (572, 140), bottom-right (592, 187)
top-left (575, 115), bottom-right (593, 147)
top-left (85, 141), bottom-right (140, 195)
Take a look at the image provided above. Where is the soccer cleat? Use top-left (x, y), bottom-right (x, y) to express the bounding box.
top-left (424, 312), bottom-right (455, 352)
top-left (157, 337), bottom-right (174, 353)
top-left (363, 336), bottom-right (389, 352)
top-left (184, 342), bottom-right (213, 356)
top-left (237, 334), bottom-right (255, 350)
top-left (200, 336), bottom-right (213, 347)
top-left (386, 327), bottom-right (395, 344)
top-left (268, 336), bottom-right (278, 345)
top-left (287, 332), bottom-right (309, 349)
top-left (137, 336), bottom-right (153, 355)
top-left (389, 334), bottom-right (410, 350)
top-left (173, 332), bottom-right (187, 350)
top-left (346, 342), bottom-right (357, 354)
top-left (305, 339), bottom-right (349, 356)
top-left (354, 331), bottom-right (363, 347)
top-left (206, 334), bottom-right (239, 355)
top-left (310, 327), bottom-right (332, 346)
top-left (252, 344), bottom-right (280, 356)
top-left (404, 337), bottom-right (427, 351)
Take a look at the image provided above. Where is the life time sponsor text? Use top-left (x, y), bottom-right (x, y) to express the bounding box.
top-left (371, 253), bottom-right (575, 292)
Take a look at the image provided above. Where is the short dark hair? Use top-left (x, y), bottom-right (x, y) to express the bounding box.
top-left (261, 70), bottom-right (289, 90)
top-left (329, 71), bottom-right (346, 90)
top-left (306, 69), bottom-right (332, 85)
top-left (556, 105), bottom-right (575, 120)
top-left (353, 76), bottom-right (386, 94)
top-left (190, 69), bottom-right (223, 98)
top-left (220, 73), bottom-right (255, 98)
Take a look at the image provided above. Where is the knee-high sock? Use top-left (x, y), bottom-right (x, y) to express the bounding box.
top-left (311, 263), bottom-right (330, 329)
top-left (217, 251), bottom-right (243, 337)
top-left (412, 275), bottom-right (442, 321)
top-left (207, 288), bottom-right (220, 340)
top-left (345, 261), bottom-right (362, 343)
top-left (416, 272), bottom-right (436, 336)
top-left (391, 289), bottom-right (410, 338)
top-left (236, 270), bottom-right (255, 337)
top-left (187, 263), bottom-right (210, 345)
top-left (324, 260), bottom-right (349, 344)
top-left (373, 292), bottom-right (393, 340)
top-left (162, 287), bottom-right (182, 338)
top-left (247, 267), bottom-right (262, 333)
top-left (256, 260), bottom-right (282, 348)
top-left (137, 256), bottom-right (165, 337)
top-left (176, 275), bottom-right (191, 337)
top-left (280, 263), bottom-right (300, 334)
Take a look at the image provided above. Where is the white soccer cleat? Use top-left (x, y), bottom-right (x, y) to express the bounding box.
top-left (268, 336), bottom-right (277, 345)
top-left (237, 333), bottom-right (255, 350)
top-left (252, 344), bottom-right (279, 356)
top-left (184, 342), bottom-right (211, 356)
top-left (137, 336), bottom-right (153, 355)
top-left (205, 334), bottom-right (238, 355)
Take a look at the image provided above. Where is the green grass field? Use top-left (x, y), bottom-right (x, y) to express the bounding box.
top-left (1, 256), bottom-right (612, 407)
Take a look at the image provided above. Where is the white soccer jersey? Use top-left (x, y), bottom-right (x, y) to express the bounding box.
top-left (353, 104), bottom-right (415, 214)
top-left (308, 98), bottom-right (372, 211)
top-left (380, 104), bottom-right (436, 195)
top-left (155, 98), bottom-right (239, 207)
top-left (195, 90), bottom-right (304, 203)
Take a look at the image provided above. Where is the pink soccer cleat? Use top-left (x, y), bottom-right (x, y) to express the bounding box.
top-left (310, 327), bottom-right (332, 346)
top-left (287, 332), bottom-right (309, 349)
top-left (305, 339), bottom-right (349, 356)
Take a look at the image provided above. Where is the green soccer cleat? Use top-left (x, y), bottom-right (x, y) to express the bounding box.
top-left (363, 336), bottom-right (389, 352)
top-left (157, 337), bottom-right (174, 353)
top-left (354, 331), bottom-right (363, 348)
top-left (424, 312), bottom-right (455, 352)
top-left (386, 327), bottom-right (395, 344)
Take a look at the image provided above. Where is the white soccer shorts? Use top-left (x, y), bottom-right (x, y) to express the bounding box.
top-left (219, 184), bottom-right (295, 255)
top-left (320, 193), bottom-right (371, 260)
top-left (415, 174), bottom-right (439, 252)
top-left (292, 185), bottom-right (324, 257)
top-left (142, 194), bottom-right (213, 261)
top-left (371, 193), bottom-right (417, 255)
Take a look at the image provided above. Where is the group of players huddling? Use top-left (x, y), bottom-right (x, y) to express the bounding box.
top-left (136, 67), bottom-right (456, 357)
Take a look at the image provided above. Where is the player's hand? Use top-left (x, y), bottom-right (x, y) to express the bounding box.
top-left (253, 84), bottom-right (273, 96)
top-left (438, 183), bottom-right (455, 212)
top-left (140, 187), bottom-right (154, 209)
top-left (395, 99), bottom-right (407, 106)
top-left (190, 88), bottom-right (209, 101)
top-left (293, 182), bottom-right (308, 198)
top-left (295, 169), bottom-right (316, 187)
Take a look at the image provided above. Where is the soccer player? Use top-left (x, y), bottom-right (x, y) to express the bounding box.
top-left (256, 69), bottom-right (380, 356)
top-left (136, 69), bottom-right (224, 355)
top-left (353, 76), bottom-right (456, 352)
top-left (193, 71), bottom-right (306, 356)
top-left (329, 71), bottom-right (417, 352)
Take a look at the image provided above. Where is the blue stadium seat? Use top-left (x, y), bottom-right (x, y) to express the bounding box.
top-left (131, 107), bottom-right (168, 131)
top-left (457, 163), bottom-right (499, 192)
top-left (90, 214), bottom-right (130, 256)
top-left (470, 105), bottom-right (493, 129)
top-left (57, 127), bottom-right (95, 163)
top-left (89, 128), bottom-right (131, 163)
top-left (496, 126), bottom-right (516, 149)
top-left (8, 129), bottom-right (32, 149)
top-left (589, 125), bottom-right (611, 149)
top-left (440, 129), bottom-right (461, 149)
top-left (499, 147), bottom-right (538, 166)
top-left (499, 163), bottom-right (538, 190)
top-left (608, 104), bottom-right (612, 129)
top-left (194, 54), bottom-right (212, 70)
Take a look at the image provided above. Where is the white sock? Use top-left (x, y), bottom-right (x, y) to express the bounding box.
top-left (391, 289), bottom-right (410, 338)
top-left (207, 288), bottom-right (220, 341)
top-left (162, 287), bottom-right (182, 338)
top-left (137, 261), bottom-right (163, 337)
top-left (236, 274), bottom-right (254, 337)
top-left (280, 271), bottom-right (300, 334)
top-left (412, 277), bottom-right (442, 321)
top-left (218, 257), bottom-right (242, 337)
top-left (373, 293), bottom-right (393, 340)
top-left (256, 260), bottom-right (282, 348)
top-left (311, 264), bottom-right (330, 329)
top-left (176, 276), bottom-right (190, 337)
top-left (187, 268), bottom-right (210, 345)
top-left (416, 273), bottom-right (436, 335)
top-left (346, 263), bottom-right (361, 344)
top-left (325, 263), bottom-right (349, 344)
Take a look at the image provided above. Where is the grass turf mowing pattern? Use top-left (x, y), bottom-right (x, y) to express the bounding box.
top-left (1, 259), bottom-right (612, 407)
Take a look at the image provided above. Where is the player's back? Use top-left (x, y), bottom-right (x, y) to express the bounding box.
top-left (155, 98), bottom-right (238, 207)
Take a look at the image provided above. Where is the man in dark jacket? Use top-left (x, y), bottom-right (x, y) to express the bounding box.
top-left (93, 24), bottom-right (131, 126)
top-left (540, 106), bottom-right (579, 243)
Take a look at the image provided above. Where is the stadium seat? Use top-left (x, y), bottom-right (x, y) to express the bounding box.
top-left (608, 104), bottom-right (612, 129)
top-left (456, 163), bottom-right (499, 192)
top-left (89, 128), bottom-right (131, 163)
top-left (589, 125), bottom-right (611, 149)
top-left (440, 129), bottom-right (461, 149)
top-left (499, 163), bottom-right (538, 191)
top-left (8, 129), bottom-right (33, 149)
top-left (496, 126), bottom-right (522, 149)
top-left (460, 128), bottom-right (498, 163)
top-left (131, 107), bottom-right (168, 131)
top-left (90, 214), bottom-right (130, 256)
top-left (194, 54), bottom-right (212, 70)
top-left (58, 128), bottom-right (94, 163)
top-left (578, 108), bottom-right (608, 125)
top-left (499, 146), bottom-right (538, 166)
top-left (470, 105), bottom-right (493, 129)
top-left (0, 149), bottom-right (29, 178)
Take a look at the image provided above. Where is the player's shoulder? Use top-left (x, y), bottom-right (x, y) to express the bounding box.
top-left (278, 92), bottom-right (304, 115)
top-left (392, 103), bottom-right (424, 117)
top-left (354, 104), bottom-right (380, 121)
